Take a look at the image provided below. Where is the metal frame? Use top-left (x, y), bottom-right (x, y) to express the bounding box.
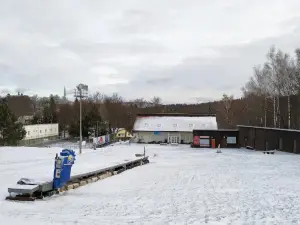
top-left (7, 156), bottom-right (149, 197)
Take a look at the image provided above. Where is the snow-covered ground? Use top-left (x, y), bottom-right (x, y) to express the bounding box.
top-left (1, 144), bottom-right (300, 224)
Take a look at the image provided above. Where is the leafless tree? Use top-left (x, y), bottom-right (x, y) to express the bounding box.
top-left (221, 94), bottom-right (234, 126)
top-left (242, 46), bottom-right (299, 128)
top-left (91, 92), bottom-right (105, 103)
top-left (151, 96), bottom-right (162, 106)
top-left (133, 98), bottom-right (147, 108)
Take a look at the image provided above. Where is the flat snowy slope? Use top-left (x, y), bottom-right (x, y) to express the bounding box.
top-left (1, 144), bottom-right (300, 224)
top-left (0, 143), bottom-right (141, 199)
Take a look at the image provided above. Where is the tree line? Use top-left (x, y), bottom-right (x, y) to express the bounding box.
top-left (2, 45), bottom-right (300, 144)
top-left (27, 94), bottom-right (163, 138)
top-left (55, 46), bottom-right (300, 132)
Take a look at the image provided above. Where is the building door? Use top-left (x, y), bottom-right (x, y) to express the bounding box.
top-left (279, 137), bottom-right (283, 151)
top-left (169, 136), bottom-right (179, 144)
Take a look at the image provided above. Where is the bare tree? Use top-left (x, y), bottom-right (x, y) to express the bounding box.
top-left (221, 94), bottom-right (234, 127)
top-left (133, 98), bottom-right (147, 108)
top-left (92, 92), bottom-right (105, 103)
top-left (242, 46), bottom-right (298, 128)
top-left (151, 96), bottom-right (162, 106)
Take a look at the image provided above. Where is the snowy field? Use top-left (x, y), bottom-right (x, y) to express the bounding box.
top-left (1, 144), bottom-right (300, 224)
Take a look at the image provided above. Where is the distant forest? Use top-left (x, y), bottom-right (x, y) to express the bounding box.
top-left (3, 45), bottom-right (300, 137)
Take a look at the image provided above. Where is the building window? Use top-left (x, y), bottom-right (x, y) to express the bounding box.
top-left (27, 131), bottom-right (30, 135)
top-left (173, 124), bottom-right (177, 127)
top-left (144, 123), bottom-right (149, 127)
top-left (40, 130), bottom-right (42, 133)
top-left (200, 138), bottom-right (210, 147)
top-left (227, 137), bottom-right (237, 144)
top-left (157, 124), bottom-right (161, 127)
top-left (45, 129), bottom-right (47, 132)
top-left (189, 124), bottom-right (194, 127)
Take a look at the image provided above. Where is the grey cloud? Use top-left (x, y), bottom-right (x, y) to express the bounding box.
top-left (61, 39), bottom-right (169, 58)
top-left (14, 87), bottom-right (29, 94)
top-left (193, 96), bottom-right (215, 103)
top-left (114, 9), bottom-right (160, 34)
top-left (0, 88), bottom-right (10, 94)
top-left (115, 28), bottom-right (300, 102)
top-left (0, 61), bottom-right (11, 72)
top-left (1, 1), bottom-right (300, 103)
top-left (146, 77), bottom-right (172, 85)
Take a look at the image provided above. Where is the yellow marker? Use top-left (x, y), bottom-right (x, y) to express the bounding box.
top-left (68, 155), bottom-right (73, 162)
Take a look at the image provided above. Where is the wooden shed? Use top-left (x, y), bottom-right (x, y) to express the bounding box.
top-left (238, 125), bottom-right (300, 153)
top-left (192, 129), bottom-right (239, 148)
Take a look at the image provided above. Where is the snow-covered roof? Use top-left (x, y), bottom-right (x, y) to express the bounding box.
top-left (133, 115), bottom-right (218, 132)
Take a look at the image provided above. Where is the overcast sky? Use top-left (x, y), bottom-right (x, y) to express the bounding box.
top-left (1, 0), bottom-right (300, 103)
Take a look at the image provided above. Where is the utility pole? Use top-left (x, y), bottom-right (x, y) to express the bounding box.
top-left (96, 121), bottom-right (100, 137)
top-left (95, 121), bottom-right (97, 137)
top-left (74, 84), bottom-right (88, 154)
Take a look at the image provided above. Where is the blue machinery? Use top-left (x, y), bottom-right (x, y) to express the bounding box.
top-left (53, 149), bottom-right (76, 189)
top-left (6, 149), bottom-right (149, 201)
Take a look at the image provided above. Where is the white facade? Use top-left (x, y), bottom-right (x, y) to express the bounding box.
top-left (23, 124), bottom-right (59, 140)
top-left (133, 116), bottom-right (217, 132)
top-left (133, 115), bottom-right (218, 144)
top-left (134, 131), bottom-right (194, 144)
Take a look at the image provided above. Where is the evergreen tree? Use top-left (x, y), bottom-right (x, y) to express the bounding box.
top-left (31, 113), bottom-right (42, 124)
top-left (0, 103), bottom-right (26, 145)
top-left (42, 105), bottom-right (51, 123)
top-left (67, 102), bottom-right (103, 138)
top-left (88, 103), bottom-right (103, 136)
top-left (68, 120), bottom-right (79, 137)
top-left (40, 95), bottom-right (58, 124)
top-left (49, 95), bottom-right (58, 123)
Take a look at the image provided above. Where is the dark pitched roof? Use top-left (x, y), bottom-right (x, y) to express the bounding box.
top-left (237, 125), bottom-right (300, 133)
top-left (4, 95), bottom-right (34, 118)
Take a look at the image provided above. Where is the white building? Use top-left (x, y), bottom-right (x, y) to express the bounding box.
top-left (132, 113), bottom-right (218, 144)
top-left (20, 123), bottom-right (59, 145)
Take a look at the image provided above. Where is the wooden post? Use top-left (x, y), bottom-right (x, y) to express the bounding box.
top-left (264, 97), bottom-right (267, 127)
top-left (288, 95), bottom-right (291, 129)
top-left (273, 96), bottom-right (276, 127)
top-left (277, 96), bottom-right (280, 128)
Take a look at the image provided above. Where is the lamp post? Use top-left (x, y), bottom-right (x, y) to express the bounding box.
top-left (74, 83), bottom-right (88, 154)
